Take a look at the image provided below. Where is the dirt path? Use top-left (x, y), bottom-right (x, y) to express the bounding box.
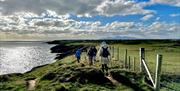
top-left (105, 75), bottom-right (120, 85)
top-left (26, 79), bottom-right (36, 90)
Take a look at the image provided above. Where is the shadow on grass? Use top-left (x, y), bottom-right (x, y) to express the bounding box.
top-left (160, 74), bottom-right (180, 90)
top-left (40, 67), bottom-right (115, 89)
top-left (110, 70), bottom-right (153, 91)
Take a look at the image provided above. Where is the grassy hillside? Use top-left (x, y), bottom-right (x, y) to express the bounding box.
top-left (0, 54), bottom-right (153, 91)
top-left (1, 40), bottom-right (179, 91)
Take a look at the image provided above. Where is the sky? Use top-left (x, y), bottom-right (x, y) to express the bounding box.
top-left (0, 0), bottom-right (180, 40)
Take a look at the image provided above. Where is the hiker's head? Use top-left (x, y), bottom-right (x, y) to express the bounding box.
top-left (92, 46), bottom-right (95, 48)
top-left (101, 41), bottom-right (107, 48)
top-left (101, 41), bottom-right (106, 44)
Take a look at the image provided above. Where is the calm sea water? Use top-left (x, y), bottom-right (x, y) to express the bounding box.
top-left (0, 41), bottom-right (56, 75)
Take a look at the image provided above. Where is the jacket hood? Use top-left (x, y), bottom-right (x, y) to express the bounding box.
top-left (101, 41), bottom-right (108, 48)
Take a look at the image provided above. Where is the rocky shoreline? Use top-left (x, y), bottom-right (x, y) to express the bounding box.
top-left (50, 44), bottom-right (88, 59)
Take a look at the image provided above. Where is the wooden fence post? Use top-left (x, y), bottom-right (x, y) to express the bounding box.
top-left (124, 49), bottom-right (127, 68)
top-left (118, 47), bottom-right (121, 67)
top-left (109, 46), bottom-right (112, 67)
top-left (133, 57), bottom-right (135, 71)
top-left (128, 56), bottom-right (131, 70)
top-left (140, 48), bottom-right (145, 72)
top-left (155, 54), bottom-right (163, 91)
top-left (117, 47), bottom-right (119, 61)
top-left (112, 46), bottom-right (114, 59)
top-left (109, 46), bottom-right (111, 59)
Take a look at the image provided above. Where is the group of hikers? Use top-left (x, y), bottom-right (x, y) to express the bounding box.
top-left (75, 41), bottom-right (110, 75)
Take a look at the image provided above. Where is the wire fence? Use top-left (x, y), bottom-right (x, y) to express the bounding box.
top-left (107, 45), bottom-right (180, 91)
top-left (78, 45), bottom-right (179, 90)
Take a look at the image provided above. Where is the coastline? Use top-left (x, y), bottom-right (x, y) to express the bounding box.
top-left (1, 40), bottom-right (179, 91)
top-left (0, 43), bottom-right (86, 76)
top-left (0, 41), bottom-right (152, 91)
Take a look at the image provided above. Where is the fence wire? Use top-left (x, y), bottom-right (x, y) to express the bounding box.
top-left (107, 45), bottom-right (180, 91)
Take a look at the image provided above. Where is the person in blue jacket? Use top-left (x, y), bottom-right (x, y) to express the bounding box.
top-left (75, 48), bottom-right (81, 63)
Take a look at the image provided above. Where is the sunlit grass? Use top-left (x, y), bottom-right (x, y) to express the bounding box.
top-left (1, 40), bottom-right (179, 91)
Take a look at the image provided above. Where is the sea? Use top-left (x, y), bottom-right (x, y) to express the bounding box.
top-left (0, 41), bottom-right (57, 75)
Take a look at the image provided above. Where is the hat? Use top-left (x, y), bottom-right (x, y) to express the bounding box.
top-left (101, 41), bottom-right (107, 48)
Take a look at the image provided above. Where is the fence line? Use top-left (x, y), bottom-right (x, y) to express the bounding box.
top-left (109, 46), bottom-right (163, 91)
top-left (139, 48), bottom-right (163, 91)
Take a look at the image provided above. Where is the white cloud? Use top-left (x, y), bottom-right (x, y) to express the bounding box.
top-left (0, 7), bottom-right (180, 40)
top-left (170, 13), bottom-right (180, 17)
top-left (1, 0), bottom-right (179, 18)
top-left (141, 14), bottom-right (154, 21)
top-left (0, 0), bottom-right (102, 15)
top-left (0, 10), bottom-right (180, 39)
top-left (144, 21), bottom-right (180, 39)
top-left (96, 0), bottom-right (154, 16)
top-left (0, 0), bottom-right (155, 16)
top-left (151, 0), bottom-right (180, 7)
top-left (0, 0), bottom-right (5, 2)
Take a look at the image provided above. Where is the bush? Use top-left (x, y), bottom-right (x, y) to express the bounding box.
top-left (41, 72), bottom-right (57, 80)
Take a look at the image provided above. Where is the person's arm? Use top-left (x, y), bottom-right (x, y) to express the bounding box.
top-left (108, 47), bottom-right (111, 56)
top-left (95, 48), bottom-right (97, 53)
top-left (87, 49), bottom-right (89, 55)
top-left (99, 47), bottom-right (103, 56)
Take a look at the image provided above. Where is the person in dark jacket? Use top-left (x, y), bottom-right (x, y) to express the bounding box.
top-left (92, 46), bottom-right (97, 61)
top-left (87, 46), bottom-right (96, 65)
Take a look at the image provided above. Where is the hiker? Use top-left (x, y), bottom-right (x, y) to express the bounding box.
top-left (75, 48), bottom-right (81, 63)
top-left (92, 46), bottom-right (97, 61)
top-left (87, 46), bottom-right (96, 65)
top-left (99, 41), bottom-right (110, 76)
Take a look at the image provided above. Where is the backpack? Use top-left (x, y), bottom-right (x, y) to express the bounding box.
top-left (75, 50), bottom-right (81, 57)
top-left (92, 48), bottom-right (97, 56)
top-left (88, 48), bottom-right (94, 56)
top-left (101, 47), bottom-right (110, 57)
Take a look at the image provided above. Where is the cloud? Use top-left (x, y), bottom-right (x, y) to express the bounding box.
top-left (170, 13), bottom-right (180, 17)
top-left (0, 4), bottom-right (180, 40)
top-left (0, 9), bottom-right (180, 39)
top-left (141, 14), bottom-right (154, 21)
top-left (143, 21), bottom-right (180, 38)
top-left (0, 0), bottom-right (179, 17)
top-left (0, 0), bottom-right (155, 16)
top-left (151, 0), bottom-right (180, 7)
top-left (96, 0), bottom-right (154, 16)
top-left (0, 0), bottom-right (102, 15)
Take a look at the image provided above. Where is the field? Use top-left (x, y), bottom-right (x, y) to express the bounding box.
top-left (108, 42), bottom-right (180, 75)
top-left (67, 40), bottom-right (180, 74)
top-left (79, 40), bottom-right (180, 90)
top-left (49, 40), bottom-right (180, 90)
top-left (0, 40), bottom-right (180, 91)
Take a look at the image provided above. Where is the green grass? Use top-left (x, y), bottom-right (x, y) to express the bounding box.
top-left (0, 40), bottom-right (179, 91)
top-left (107, 42), bottom-right (180, 75)
top-left (104, 41), bottom-right (180, 91)
top-left (0, 54), bottom-right (152, 91)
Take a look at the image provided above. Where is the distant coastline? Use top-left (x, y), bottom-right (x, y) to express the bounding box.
top-left (0, 39), bottom-right (180, 42)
